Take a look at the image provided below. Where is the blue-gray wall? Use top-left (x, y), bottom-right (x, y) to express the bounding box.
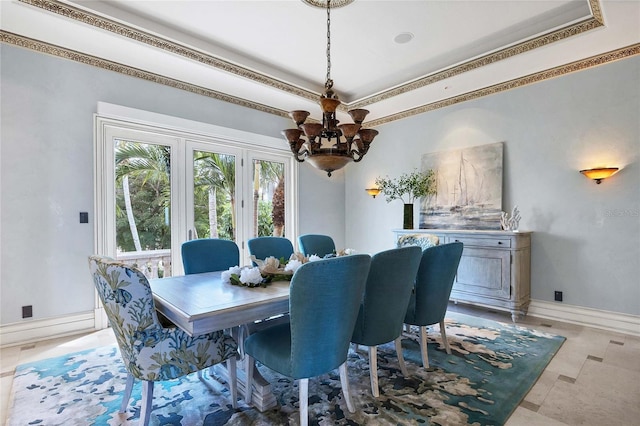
top-left (345, 56), bottom-right (640, 316)
top-left (2, 43), bottom-right (638, 325)
top-left (0, 44), bottom-right (345, 324)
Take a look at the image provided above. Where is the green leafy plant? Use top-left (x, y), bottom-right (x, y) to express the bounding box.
top-left (375, 169), bottom-right (436, 204)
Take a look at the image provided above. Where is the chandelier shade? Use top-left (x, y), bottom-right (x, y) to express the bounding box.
top-left (283, 0), bottom-right (379, 177)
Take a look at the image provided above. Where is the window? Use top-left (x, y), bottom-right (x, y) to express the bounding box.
top-left (95, 107), bottom-right (297, 278)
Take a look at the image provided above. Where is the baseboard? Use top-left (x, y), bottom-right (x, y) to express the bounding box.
top-left (0, 311), bottom-right (96, 348)
top-left (1, 301), bottom-right (638, 348)
top-left (528, 300), bottom-right (640, 337)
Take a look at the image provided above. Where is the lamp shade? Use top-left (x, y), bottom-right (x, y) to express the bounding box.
top-left (580, 167), bottom-right (619, 184)
top-left (365, 188), bottom-right (381, 198)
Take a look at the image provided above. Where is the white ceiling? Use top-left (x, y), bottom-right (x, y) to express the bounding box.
top-left (2, 0), bottom-right (639, 126)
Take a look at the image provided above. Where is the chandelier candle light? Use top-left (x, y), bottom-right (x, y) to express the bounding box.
top-left (282, 0), bottom-right (379, 177)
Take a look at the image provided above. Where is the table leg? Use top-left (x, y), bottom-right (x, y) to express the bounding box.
top-left (213, 320), bottom-right (287, 412)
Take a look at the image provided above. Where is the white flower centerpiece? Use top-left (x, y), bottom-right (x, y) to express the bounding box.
top-left (221, 250), bottom-right (355, 288)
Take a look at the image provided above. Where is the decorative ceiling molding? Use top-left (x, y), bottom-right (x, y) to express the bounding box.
top-left (3, 30), bottom-right (636, 131)
top-left (16, 0), bottom-right (605, 112)
top-left (349, 6), bottom-right (604, 109)
top-left (365, 43), bottom-right (640, 128)
top-left (0, 30), bottom-right (291, 119)
top-left (17, 0), bottom-right (322, 103)
top-left (2, 31), bottom-right (637, 128)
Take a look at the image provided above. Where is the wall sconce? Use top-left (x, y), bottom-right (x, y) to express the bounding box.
top-left (579, 167), bottom-right (619, 184)
top-left (365, 188), bottom-right (381, 198)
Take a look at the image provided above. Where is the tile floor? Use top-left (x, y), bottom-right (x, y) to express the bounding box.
top-left (1, 304), bottom-right (639, 425)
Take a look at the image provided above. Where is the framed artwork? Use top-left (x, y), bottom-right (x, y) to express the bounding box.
top-left (419, 142), bottom-right (503, 230)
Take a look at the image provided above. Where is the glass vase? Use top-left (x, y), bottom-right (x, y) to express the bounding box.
top-left (403, 203), bottom-right (414, 229)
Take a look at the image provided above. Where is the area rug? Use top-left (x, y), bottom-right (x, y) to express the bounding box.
top-left (6, 312), bottom-right (565, 425)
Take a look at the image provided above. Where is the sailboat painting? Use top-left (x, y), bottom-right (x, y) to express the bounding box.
top-left (419, 142), bottom-right (503, 230)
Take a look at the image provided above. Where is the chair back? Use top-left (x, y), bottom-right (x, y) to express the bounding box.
top-left (297, 234), bottom-right (336, 257)
top-left (288, 254), bottom-right (371, 378)
top-left (247, 236), bottom-right (294, 262)
top-left (88, 255), bottom-right (162, 375)
top-left (351, 246), bottom-right (422, 346)
top-left (406, 242), bottom-right (463, 325)
top-left (181, 238), bottom-right (239, 274)
top-left (397, 233), bottom-right (439, 250)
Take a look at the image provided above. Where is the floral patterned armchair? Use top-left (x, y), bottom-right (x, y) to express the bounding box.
top-left (396, 233), bottom-right (439, 251)
top-left (88, 255), bottom-right (238, 425)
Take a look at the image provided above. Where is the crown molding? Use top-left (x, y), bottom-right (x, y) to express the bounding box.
top-left (0, 30), bottom-right (291, 120)
top-left (15, 0), bottom-right (606, 112)
top-left (366, 43), bottom-right (640, 128)
top-left (349, 0), bottom-right (604, 109)
top-left (2, 18), bottom-right (637, 129)
top-left (17, 0), bottom-right (322, 103)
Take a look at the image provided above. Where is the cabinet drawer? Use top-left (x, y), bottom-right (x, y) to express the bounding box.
top-left (448, 236), bottom-right (511, 248)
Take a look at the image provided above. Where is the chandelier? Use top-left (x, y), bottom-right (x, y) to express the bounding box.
top-left (282, 0), bottom-right (379, 177)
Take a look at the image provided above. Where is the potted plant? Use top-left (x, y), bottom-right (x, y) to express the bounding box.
top-left (375, 169), bottom-right (436, 229)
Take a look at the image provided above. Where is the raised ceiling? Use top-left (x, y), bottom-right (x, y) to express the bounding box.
top-left (1, 0), bottom-right (639, 126)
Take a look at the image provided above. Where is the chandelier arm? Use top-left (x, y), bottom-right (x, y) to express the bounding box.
top-left (350, 149), bottom-right (364, 162)
top-left (295, 149), bottom-right (309, 162)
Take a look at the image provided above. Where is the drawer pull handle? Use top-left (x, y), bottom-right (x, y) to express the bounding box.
top-left (498, 241), bottom-right (503, 245)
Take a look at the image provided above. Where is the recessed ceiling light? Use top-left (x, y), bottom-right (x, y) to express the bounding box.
top-left (394, 32), bottom-right (414, 44)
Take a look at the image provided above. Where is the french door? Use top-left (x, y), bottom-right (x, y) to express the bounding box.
top-left (95, 117), bottom-right (295, 278)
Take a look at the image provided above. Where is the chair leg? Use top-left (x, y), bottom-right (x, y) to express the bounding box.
top-left (197, 370), bottom-right (205, 380)
top-left (440, 319), bottom-right (451, 354)
top-left (120, 373), bottom-right (134, 413)
top-left (244, 354), bottom-right (254, 404)
top-left (420, 326), bottom-right (430, 368)
top-left (299, 378), bottom-right (309, 426)
top-left (339, 362), bottom-right (355, 413)
top-left (140, 381), bottom-right (154, 426)
top-left (368, 346), bottom-right (379, 397)
top-left (227, 356), bottom-right (238, 408)
top-left (395, 337), bottom-right (409, 377)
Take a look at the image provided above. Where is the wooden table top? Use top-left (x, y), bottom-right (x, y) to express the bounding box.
top-left (150, 271), bottom-right (291, 336)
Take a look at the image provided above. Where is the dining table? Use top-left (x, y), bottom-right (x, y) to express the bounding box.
top-left (149, 271), bottom-right (291, 411)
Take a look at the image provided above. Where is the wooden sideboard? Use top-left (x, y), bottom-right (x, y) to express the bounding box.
top-left (394, 229), bottom-right (532, 322)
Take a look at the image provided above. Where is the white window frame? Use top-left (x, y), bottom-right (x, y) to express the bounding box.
top-left (93, 103), bottom-right (298, 327)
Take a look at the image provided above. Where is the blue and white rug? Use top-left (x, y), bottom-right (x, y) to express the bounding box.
top-left (6, 312), bottom-right (565, 425)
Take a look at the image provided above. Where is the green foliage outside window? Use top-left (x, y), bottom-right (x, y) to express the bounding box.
top-left (115, 143), bottom-right (285, 253)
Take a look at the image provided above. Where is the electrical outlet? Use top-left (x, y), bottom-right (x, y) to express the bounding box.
top-left (22, 305), bottom-right (33, 318)
top-left (554, 291), bottom-right (563, 302)
top-left (79, 212), bottom-right (89, 223)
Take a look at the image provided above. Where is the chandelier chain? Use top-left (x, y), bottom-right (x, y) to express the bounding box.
top-left (325, 0), bottom-right (332, 90)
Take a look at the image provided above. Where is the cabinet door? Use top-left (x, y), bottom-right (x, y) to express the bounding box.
top-left (452, 247), bottom-right (511, 299)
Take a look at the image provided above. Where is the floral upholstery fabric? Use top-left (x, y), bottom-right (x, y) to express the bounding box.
top-left (396, 233), bottom-right (439, 251)
top-left (89, 255), bottom-right (238, 382)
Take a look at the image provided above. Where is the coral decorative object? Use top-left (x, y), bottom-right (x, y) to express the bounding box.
top-left (501, 206), bottom-right (521, 231)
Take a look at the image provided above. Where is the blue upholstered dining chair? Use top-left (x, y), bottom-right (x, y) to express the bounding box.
top-left (88, 255), bottom-right (239, 426)
top-left (243, 254), bottom-right (372, 426)
top-left (350, 246), bottom-right (422, 397)
top-left (181, 238), bottom-right (240, 380)
top-left (181, 238), bottom-right (239, 274)
top-left (297, 233), bottom-right (336, 257)
top-left (402, 242), bottom-right (464, 368)
top-left (247, 236), bottom-right (294, 264)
